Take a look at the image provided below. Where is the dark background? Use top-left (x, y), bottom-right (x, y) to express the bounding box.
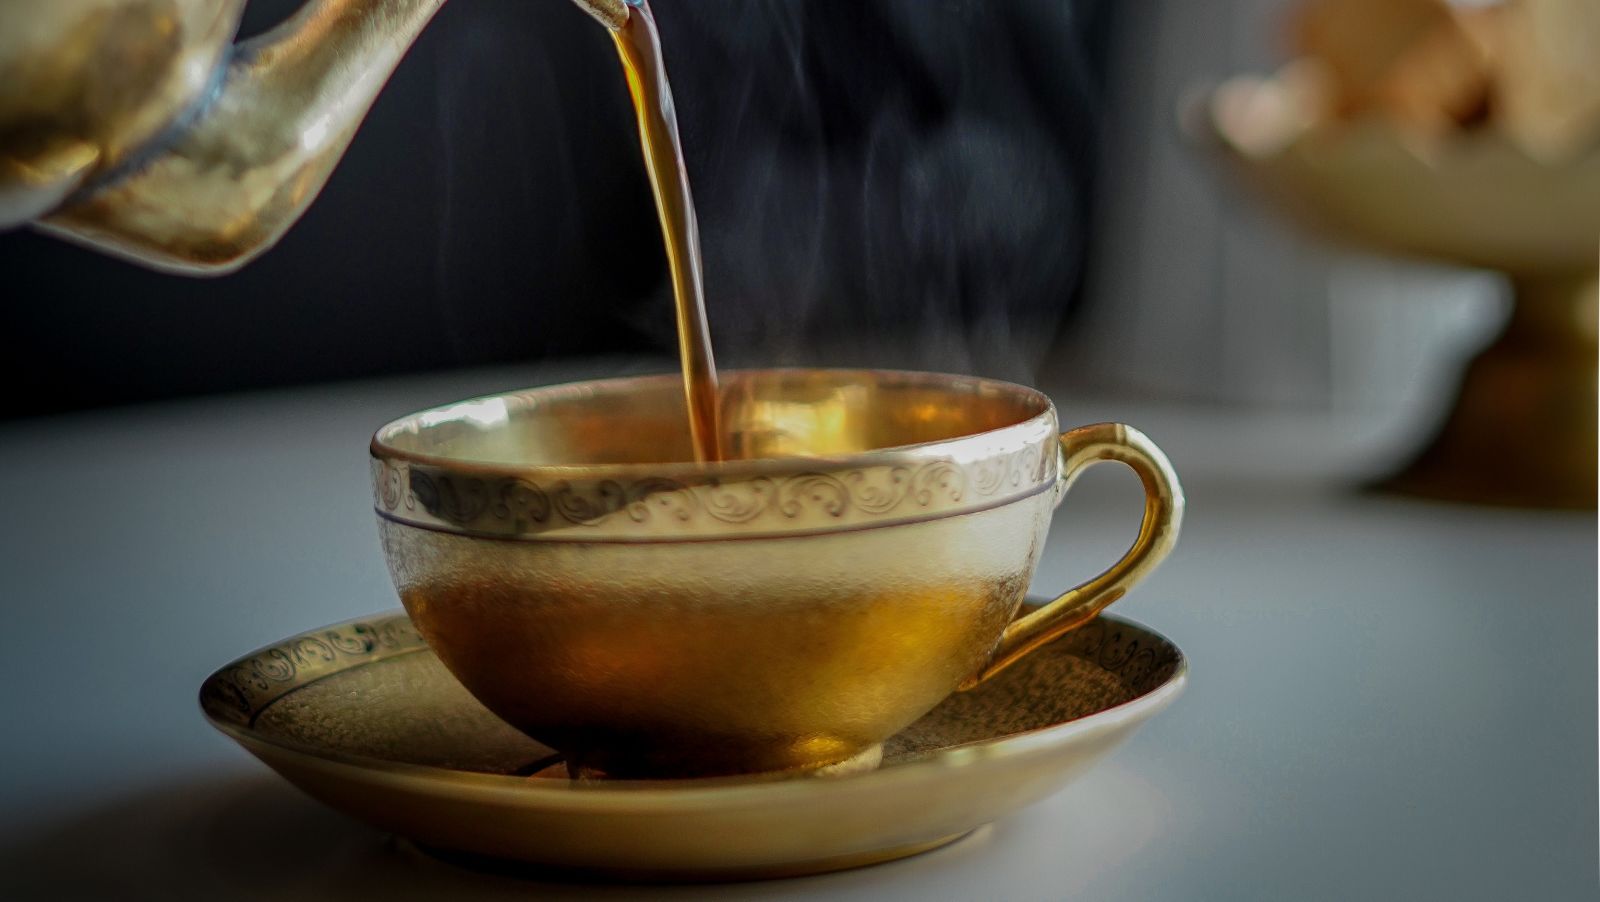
top-left (0, 0), bottom-right (1114, 419)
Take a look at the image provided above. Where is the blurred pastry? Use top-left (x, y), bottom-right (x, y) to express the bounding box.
top-left (1288, 0), bottom-right (1600, 160)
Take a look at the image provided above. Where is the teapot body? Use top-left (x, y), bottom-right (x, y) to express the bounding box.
top-left (0, 0), bottom-right (448, 274)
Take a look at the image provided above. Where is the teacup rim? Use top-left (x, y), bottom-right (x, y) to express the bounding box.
top-left (368, 367), bottom-right (1058, 480)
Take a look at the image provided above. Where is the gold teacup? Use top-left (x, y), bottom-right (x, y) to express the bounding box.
top-left (371, 369), bottom-right (1182, 778)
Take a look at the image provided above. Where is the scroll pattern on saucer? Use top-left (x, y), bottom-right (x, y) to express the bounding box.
top-left (201, 618), bottom-right (427, 726)
top-left (886, 616), bottom-right (1184, 756)
top-left (372, 439), bottom-right (1054, 541)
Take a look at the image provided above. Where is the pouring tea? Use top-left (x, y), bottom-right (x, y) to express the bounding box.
top-left (3, 0), bottom-right (1187, 779)
top-left (370, 0), bottom-right (1182, 778)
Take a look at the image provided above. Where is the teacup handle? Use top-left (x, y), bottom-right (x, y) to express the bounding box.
top-left (962, 423), bottom-right (1184, 688)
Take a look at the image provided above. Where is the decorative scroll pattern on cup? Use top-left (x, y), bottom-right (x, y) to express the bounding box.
top-left (372, 440), bottom-right (1055, 541)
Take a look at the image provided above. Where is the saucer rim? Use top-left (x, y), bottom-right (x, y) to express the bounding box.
top-left (202, 611), bottom-right (1186, 810)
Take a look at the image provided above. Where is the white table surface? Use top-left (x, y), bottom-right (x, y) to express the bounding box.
top-left (1, 360), bottom-right (1594, 901)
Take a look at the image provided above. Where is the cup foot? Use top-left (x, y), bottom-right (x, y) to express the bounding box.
top-left (807, 743), bottom-right (884, 777)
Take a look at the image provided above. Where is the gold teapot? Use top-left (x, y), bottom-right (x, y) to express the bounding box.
top-left (0, 0), bottom-right (630, 275)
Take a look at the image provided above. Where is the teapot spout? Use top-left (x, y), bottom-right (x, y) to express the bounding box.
top-left (39, 0), bottom-right (447, 275)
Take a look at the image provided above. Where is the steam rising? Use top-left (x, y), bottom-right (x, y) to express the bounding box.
top-left (433, 0), bottom-right (1102, 383)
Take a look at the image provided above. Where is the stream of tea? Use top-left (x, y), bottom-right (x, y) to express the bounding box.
top-left (606, 0), bottom-right (723, 462)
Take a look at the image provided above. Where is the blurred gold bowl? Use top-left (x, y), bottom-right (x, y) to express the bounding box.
top-left (1205, 73), bottom-right (1600, 274)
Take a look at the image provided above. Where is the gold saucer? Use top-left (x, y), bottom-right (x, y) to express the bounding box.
top-left (200, 605), bottom-right (1186, 881)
